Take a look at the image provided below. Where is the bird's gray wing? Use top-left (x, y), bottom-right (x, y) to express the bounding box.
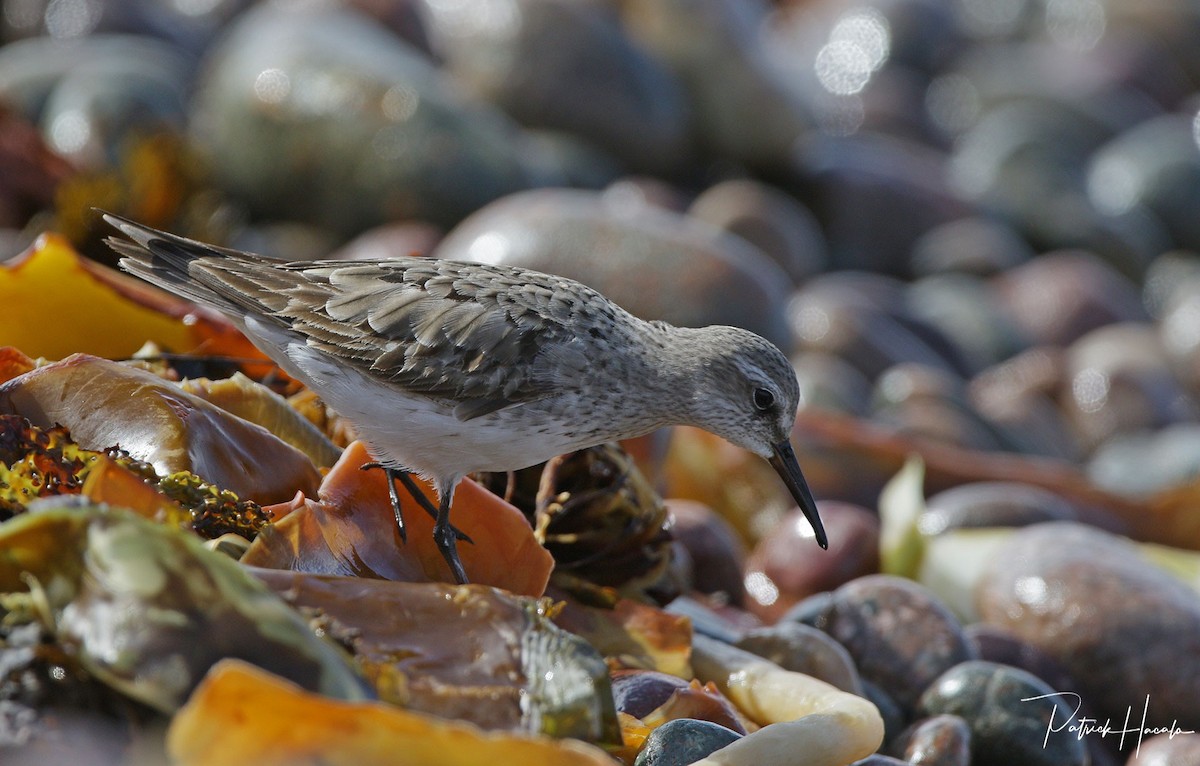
top-left (103, 214), bottom-right (603, 420)
top-left (276, 259), bottom-right (601, 419)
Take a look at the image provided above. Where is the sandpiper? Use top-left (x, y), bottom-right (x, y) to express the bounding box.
top-left (103, 213), bottom-right (827, 584)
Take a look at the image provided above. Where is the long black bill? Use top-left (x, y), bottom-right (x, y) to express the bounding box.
top-left (768, 439), bottom-right (828, 550)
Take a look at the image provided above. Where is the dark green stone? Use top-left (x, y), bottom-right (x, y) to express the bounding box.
top-left (633, 718), bottom-right (742, 766)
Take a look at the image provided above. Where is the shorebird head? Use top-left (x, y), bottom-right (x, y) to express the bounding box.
top-left (683, 326), bottom-right (828, 549)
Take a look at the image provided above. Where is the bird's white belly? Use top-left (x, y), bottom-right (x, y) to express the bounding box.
top-left (243, 317), bottom-right (586, 483)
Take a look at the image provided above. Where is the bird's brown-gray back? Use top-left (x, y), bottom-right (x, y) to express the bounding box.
top-left (104, 214), bottom-right (638, 418)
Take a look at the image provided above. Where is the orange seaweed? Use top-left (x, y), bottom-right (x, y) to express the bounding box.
top-left (0, 347), bottom-right (34, 385)
top-left (81, 456), bottom-right (189, 525)
top-left (247, 441), bottom-right (554, 596)
top-left (168, 660), bottom-right (614, 766)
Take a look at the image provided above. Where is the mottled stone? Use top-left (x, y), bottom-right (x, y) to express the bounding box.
top-left (918, 660), bottom-right (1087, 766)
top-left (791, 133), bottom-right (973, 275)
top-left (327, 221), bottom-right (443, 261)
top-left (870, 363), bottom-right (1009, 451)
top-left (792, 351), bottom-right (875, 416)
top-left (1088, 114), bottom-right (1200, 252)
top-left (688, 179), bottom-right (828, 284)
top-left (963, 624), bottom-right (1077, 695)
top-left (743, 503), bottom-right (880, 624)
top-left (420, 0), bottom-right (691, 175)
top-left (909, 217), bottom-right (1034, 277)
top-left (904, 273), bottom-right (1025, 374)
top-left (0, 34), bottom-right (190, 170)
top-left (891, 714), bottom-right (972, 766)
top-left (862, 680), bottom-right (907, 748)
top-left (1129, 732), bottom-right (1200, 766)
top-left (666, 499), bottom-right (746, 605)
top-left (1142, 250), bottom-right (1200, 321)
top-left (976, 522), bottom-right (1200, 733)
top-left (1063, 322), bottom-right (1198, 450)
top-left (788, 272), bottom-right (967, 380)
top-left (762, 0), bottom-right (965, 143)
top-left (1088, 423), bottom-right (1200, 498)
top-left (968, 347), bottom-right (1083, 461)
top-left (991, 250), bottom-right (1148, 348)
top-left (734, 621), bottom-right (863, 695)
top-left (228, 222), bottom-right (341, 263)
top-left (190, 3), bottom-right (544, 234)
top-left (664, 595), bottom-right (760, 646)
top-left (788, 575), bottom-right (974, 711)
top-left (946, 86), bottom-right (1165, 272)
top-left (621, 0), bottom-right (812, 166)
top-left (920, 482), bottom-right (1077, 537)
top-left (634, 718), bottom-right (742, 766)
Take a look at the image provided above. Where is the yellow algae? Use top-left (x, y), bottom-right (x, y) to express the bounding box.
top-left (0, 233), bottom-right (193, 359)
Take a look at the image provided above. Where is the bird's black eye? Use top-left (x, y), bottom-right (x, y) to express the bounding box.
top-left (753, 387), bottom-right (775, 411)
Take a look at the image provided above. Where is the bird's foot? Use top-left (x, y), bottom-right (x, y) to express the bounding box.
top-left (433, 512), bottom-right (470, 585)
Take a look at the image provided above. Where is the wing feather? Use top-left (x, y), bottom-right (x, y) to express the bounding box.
top-left (102, 214), bottom-right (642, 419)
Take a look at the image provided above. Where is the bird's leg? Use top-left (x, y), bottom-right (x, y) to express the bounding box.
top-left (432, 488), bottom-right (469, 585)
top-left (361, 461), bottom-right (407, 543)
top-left (361, 461), bottom-right (472, 543)
top-left (392, 471), bottom-right (471, 542)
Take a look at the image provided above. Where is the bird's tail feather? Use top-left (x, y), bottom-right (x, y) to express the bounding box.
top-left (101, 212), bottom-right (268, 316)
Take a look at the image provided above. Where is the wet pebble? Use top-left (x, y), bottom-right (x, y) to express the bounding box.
top-left (790, 133), bottom-right (972, 275)
top-left (610, 670), bottom-right (744, 734)
top-left (743, 502), bottom-right (880, 624)
top-left (967, 347), bottom-right (1082, 460)
top-left (1129, 732), bottom-right (1200, 766)
top-left (976, 522), bottom-right (1200, 733)
top-left (863, 680), bottom-right (908, 748)
top-left (1088, 423), bottom-right (1200, 498)
top-left (917, 660), bottom-right (1088, 766)
top-left (891, 714), bottom-right (972, 766)
top-left (434, 188), bottom-right (793, 348)
top-left (327, 221), bottom-right (443, 261)
top-left (621, 0), bottom-right (811, 166)
top-left (787, 575), bottom-right (974, 711)
top-left (666, 499), bottom-right (747, 606)
top-left (633, 718), bottom-right (742, 766)
top-left (190, 3), bottom-right (543, 235)
top-left (1142, 250), bottom-right (1200, 321)
top-left (870, 362), bottom-right (1010, 451)
top-left (1087, 113), bottom-right (1200, 252)
top-left (788, 273), bottom-right (966, 381)
top-left (920, 482), bottom-right (1077, 536)
top-left (908, 217), bottom-right (1034, 277)
top-left (1062, 322), bottom-right (1197, 451)
top-left (792, 351), bottom-right (875, 416)
top-left (419, 0), bottom-right (691, 175)
top-left (904, 273), bottom-right (1024, 374)
top-left (228, 222), bottom-right (340, 263)
top-left (0, 34), bottom-right (191, 170)
top-left (664, 595), bottom-right (759, 646)
top-left (991, 250), bottom-right (1148, 348)
top-left (688, 179), bottom-right (828, 284)
top-left (963, 624), bottom-right (1078, 694)
top-left (734, 621), bottom-right (863, 695)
